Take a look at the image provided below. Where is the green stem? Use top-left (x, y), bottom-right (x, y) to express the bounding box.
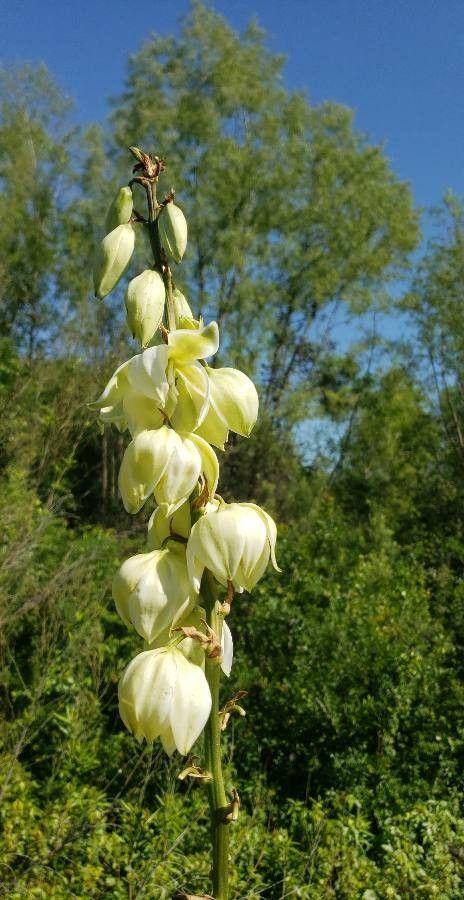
top-left (162, 264), bottom-right (177, 332)
top-left (145, 182), bottom-right (161, 258)
top-left (202, 572), bottom-right (230, 900)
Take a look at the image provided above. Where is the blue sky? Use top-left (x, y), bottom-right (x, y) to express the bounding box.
top-left (1, 0), bottom-right (463, 215)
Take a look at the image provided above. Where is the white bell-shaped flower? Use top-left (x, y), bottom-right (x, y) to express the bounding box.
top-left (91, 321), bottom-right (219, 436)
top-left (118, 646), bottom-right (211, 754)
top-left (112, 543), bottom-right (194, 644)
top-left (165, 321), bottom-right (219, 432)
top-left (197, 367), bottom-right (259, 450)
top-left (186, 501), bottom-right (280, 593)
top-left (118, 426), bottom-right (218, 515)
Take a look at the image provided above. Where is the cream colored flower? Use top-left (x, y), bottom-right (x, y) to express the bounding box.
top-left (118, 646), bottom-right (211, 754)
top-left (91, 321), bottom-right (219, 435)
top-left (196, 367), bottom-right (259, 449)
top-left (186, 501), bottom-right (279, 593)
top-left (118, 426), bottom-right (218, 515)
top-left (112, 543), bottom-right (194, 644)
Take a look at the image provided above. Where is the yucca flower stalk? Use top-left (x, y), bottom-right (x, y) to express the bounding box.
top-left (91, 146), bottom-right (279, 900)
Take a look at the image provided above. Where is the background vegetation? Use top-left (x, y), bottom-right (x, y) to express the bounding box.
top-left (1, 4), bottom-right (464, 897)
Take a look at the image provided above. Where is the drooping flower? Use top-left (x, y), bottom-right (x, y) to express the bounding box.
top-left (196, 366), bottom-right (259, 449)
top-left (112, 543), bottom-right (194, 644)
top-left (118, 646), bottom-right (211, 754)
top-left (118, 425), bottom-right (219, 515)
top-left (89, 346), bottom-right (170, 434)
top-left (186, 501), bottom-right (280, 593)
top-left (91, 321), bottom-right (219, 435)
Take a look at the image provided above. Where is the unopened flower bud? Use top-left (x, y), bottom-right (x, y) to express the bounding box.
top-left (118, 646), bottom-right (211, 754)
top-left (125, 269), bottom-right (166, 347)
top-left (93, 223), bottom-right (135, 300)
top-left (105, 186), bottom-right (133, 233)
top-left (112, 544), bottom-right (194, 644)
top-left (172, 287), bottom-right (194, 323)
top-left (158, 201), bottom-right (187, 263)
top-left (187, 501), bottom-right (280, 593)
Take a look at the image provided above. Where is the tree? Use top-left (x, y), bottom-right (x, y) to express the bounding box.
top-left (406, 193), bottom-right (464, 462)
top-left (0, 65), bottom-right (72, 358)
top-left (110, 2), bottom-right (419, 433)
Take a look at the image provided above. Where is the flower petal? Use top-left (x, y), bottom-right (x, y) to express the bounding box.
top-left (186, 433), bottom-right (219, 501)
top-left (168, 321), bottom-right (219, 364)
top-left (170, 652), bottom-right (212, 754)
top-left (154, 433), bottom-right (202, 514)
top-left (127, 345), bottom-right (170, 406)
top-left (118, 649), bottom-right (176, 743)
top-left (221, 622), bottom-right (233, 677)
top-left (90, 359), bottom-right (131, 410)
top-left (118, 426), bottom-right (176, 514)
top-left (116, 546), bottom-right (194, 643)
top-left (195, 402), bottom-right (229, 450)
top-left (241, 502), bottom-right (281, 572)
top-left (207, 367), bottom-right (259, 438)
top-left (170, 362), bottom-right (210, 432)
top-left (122, 391), bottom-right (165, 435)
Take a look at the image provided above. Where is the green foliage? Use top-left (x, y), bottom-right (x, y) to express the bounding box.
top-left (2, 410), bottom-right (464, 895)
top-left (233, 513), bottom-right (462, 806)
top-left (0, 65), bottom-right (73, 356)
top-left (404, 193), bottom-right (464, 471)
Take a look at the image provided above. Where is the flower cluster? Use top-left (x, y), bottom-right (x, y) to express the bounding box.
top-left (93, 155), bottom-right (279, 757)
